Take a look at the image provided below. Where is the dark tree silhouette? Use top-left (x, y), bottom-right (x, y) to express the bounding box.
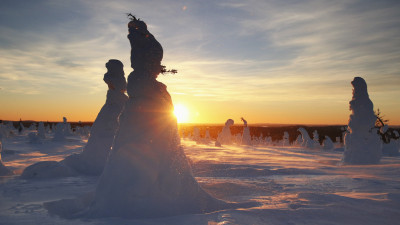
top-left (126, 13), bottom-right (138, 21)
top-left (375, 108), bottom-right (392, 143)
top-left (160, 65), bottom-right (178, 75)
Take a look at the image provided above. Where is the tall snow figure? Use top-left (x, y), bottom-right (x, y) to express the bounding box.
top-left (21, 60), bottom-right (127, 178)
top-left (62, 59), bottom-right (128, 174)
top-left (81, 16), bottom-right (234, 218)
top-left (342, 77), bottom-right (381, 164)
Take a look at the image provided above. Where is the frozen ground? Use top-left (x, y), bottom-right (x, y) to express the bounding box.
top-left (1, 132), bottom-right (400, 224)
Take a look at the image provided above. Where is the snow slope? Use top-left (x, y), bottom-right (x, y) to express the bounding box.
top-left (0, 133), bottom-right (399, 224)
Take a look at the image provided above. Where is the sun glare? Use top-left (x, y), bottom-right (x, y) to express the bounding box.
top-left (174, 104), bottom-right (189, 123)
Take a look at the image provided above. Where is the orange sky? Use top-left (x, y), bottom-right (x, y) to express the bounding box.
top-left (1, 87), bottom-right (399, 125)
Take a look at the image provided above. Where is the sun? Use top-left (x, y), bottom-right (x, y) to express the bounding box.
top-left (173, 104), bottom-right (189, 123)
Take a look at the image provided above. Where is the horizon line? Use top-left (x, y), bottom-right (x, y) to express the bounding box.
top-left (5, 119), bottom-right (400, 127)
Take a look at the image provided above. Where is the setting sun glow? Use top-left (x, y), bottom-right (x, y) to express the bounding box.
top-left (173, 104), bottom-right (189, 123)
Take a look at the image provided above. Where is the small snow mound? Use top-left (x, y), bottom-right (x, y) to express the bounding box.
top-left (21, 161), bottom-right (77, 179)
top-left (217, 119), bottom-right (234, 145)
top-left (323, 136), bottom-right (334, 150)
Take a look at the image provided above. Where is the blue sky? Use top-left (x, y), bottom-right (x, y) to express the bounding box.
top-left (0, 0), bottom-right (399, 124)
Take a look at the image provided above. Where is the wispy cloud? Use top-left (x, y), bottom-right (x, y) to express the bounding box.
top-left (160, 0), bottom-right (400, 107)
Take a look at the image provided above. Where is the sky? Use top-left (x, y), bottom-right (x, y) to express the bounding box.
top-left (0, 0), bottom-right (399, 125)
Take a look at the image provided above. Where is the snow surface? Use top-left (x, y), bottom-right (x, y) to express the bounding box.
top-left (1, 133), bottom-right (400, 224)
